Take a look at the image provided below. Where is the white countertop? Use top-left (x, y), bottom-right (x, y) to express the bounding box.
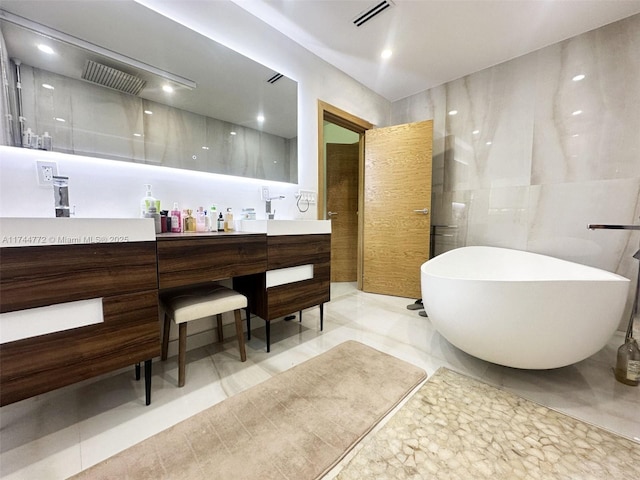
top-left (0, 218), bottom-right (156, 247)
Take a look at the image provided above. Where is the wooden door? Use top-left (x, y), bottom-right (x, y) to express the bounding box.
top-left (362, 120), bottom-right (433, 298)
top-left (326, 142), bottom-right (359, 281)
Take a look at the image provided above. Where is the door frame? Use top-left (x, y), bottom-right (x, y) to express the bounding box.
top-left (317, 100), bottom-right (373, 290)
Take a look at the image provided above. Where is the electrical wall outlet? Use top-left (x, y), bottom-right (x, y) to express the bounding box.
top-left (36, 160), bottom-right (58, 186)
top-left (261, 186), bottom-right (270, 201)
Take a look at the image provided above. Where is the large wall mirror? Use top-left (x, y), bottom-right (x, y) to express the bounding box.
top-left (0, 1), bottom-right (298, 183)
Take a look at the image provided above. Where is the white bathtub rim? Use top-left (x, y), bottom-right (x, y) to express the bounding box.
top-left (421, 246), bottom-right (630, 283)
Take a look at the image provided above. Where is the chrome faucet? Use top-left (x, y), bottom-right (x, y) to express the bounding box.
top-left (266, 195), bottom-right (285, 219)
top-left (588, 219), bottom-right (640, 341)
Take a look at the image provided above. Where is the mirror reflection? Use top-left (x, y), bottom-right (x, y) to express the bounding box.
top-left (0, 1), bottom-right (298, 183)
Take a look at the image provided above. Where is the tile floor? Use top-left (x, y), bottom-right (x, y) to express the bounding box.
top-left (1, 283), bottom-right (639, 479)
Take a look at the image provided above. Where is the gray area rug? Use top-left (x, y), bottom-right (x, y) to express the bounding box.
top-left (70, 341), bottom-right (427, 479)
top-left (336, 367), bottom-right (640, 479)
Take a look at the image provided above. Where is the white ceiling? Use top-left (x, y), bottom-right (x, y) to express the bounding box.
top-left (232, 0), bottom-right (640, 101)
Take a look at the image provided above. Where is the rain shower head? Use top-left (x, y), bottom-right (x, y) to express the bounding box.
top-left (82, 60), bottom-right (146, 95)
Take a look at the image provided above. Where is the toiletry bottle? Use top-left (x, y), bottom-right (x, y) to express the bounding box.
top-left (140, 184), bottom-right (156, 218)
top-left (224, 207), bottom-right (234, 232)
top-left (183, 209), bottom-right (196, 232)
top-left (217, 212), bottom-right (224, 232)
top-left (615, 337), bottom-right (640, 386)
top-left (195, 206), bottom-right (206, 232)
top-left (145, 202), bottom-right (161, 234)
top-left (204, 210), bottom-right (211, 231)
top-left (160, 210), bottom-right (169, 233)
top-left (22, 128), bottom-right (33, 148)
top-left (42, 132), bottom-right (52, 151)
top-left (209, 204), bottom-right (219, 231)
top-left (170, 202), bottom-right (182, 233)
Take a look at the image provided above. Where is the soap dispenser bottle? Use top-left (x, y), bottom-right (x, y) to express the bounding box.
top-left (217, 212), bottom-right (224, 232)
top-left (140, 184), bottom-right (156, 218)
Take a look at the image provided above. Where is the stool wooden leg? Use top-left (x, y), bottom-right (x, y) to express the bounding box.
top-left (216, 313), bottom-right (224, 343)
top-left (246, 307), bottom-right (251, 340)
top-left (234, 309), bottom-right (247, 362)
top-left (178, 322), bottom-right (187, 387)
top-left (320, 303), bottom-right (324, 331)
top-left (161, 312), bottom-right (171, 361)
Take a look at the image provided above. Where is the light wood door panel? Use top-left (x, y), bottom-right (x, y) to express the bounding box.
top-left (363, 120), bottom-right (433, 298)
top-left (326, 142), bottom-right (359, 281)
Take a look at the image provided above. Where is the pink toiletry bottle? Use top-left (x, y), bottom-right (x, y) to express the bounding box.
top-left (170, 202), bottom-right (182, 233)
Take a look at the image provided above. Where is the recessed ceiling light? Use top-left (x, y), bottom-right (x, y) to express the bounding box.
top-left (472, 130), bottom-right (480, 135)
top-left (230, 131), bottom-right (237, 136)
top-left (572, 110), bottom-right (583, 116)
top-left (572, 74), bottom-right (586, 82)
top-left (54, 117), bottom-right (65, 122)
top-left (162, 85), bottom-right (174, 93)
top-left (202, 146), bottom-right (209, 150)
top-left (381, 49), bottom-right (392, 59)
top-left (448, 110), bottom-right (458, 116)
top-left (257, 115), bottom-right (265, 122)
top-left (133, 133), bottom-right (142, 137)
top-left (144, 110), bottom-right (153, 115)
top-left (37, 44), bottom-right (54, 54)
top-left (486, 141), bottom-right (492, 146)
top-left (42, 83), bottom-right (54, 90)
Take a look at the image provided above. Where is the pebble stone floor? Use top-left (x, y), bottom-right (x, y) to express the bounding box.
top-left (335, 368), bottom-right (640, 479)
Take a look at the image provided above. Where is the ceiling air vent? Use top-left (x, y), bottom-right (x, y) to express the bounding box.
top-left (352, 0), bottom-right (394, 27)
top-left (82, 60), bottom-right (147, 95)
top-left (267, 72), bottom-right (284, 84)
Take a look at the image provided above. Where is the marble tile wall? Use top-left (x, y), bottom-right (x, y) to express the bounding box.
top-left (17, 66), bottom-right (294, 182)
top-left (391, 14), bottom-right (640, 329)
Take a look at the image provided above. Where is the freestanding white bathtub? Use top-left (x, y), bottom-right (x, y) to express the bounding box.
top-left (421, 246), bottom-right (630, 369)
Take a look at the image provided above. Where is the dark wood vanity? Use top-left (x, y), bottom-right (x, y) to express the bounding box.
top-left (0, 225), bottom-right (330, 407)
top-left (0, 241), bottom-right (160, 407)
top-left (233, 234), bottom-right (331, 351)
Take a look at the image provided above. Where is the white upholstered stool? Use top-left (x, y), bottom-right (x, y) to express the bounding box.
top-left (161, 285), bottom-right (247, 387)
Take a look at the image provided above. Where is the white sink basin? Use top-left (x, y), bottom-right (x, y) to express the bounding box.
top-left (239, 219), bottom-right (331, 235)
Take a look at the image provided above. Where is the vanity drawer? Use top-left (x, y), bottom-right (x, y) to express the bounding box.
top-left (0, 290), bottom-right (159, 406)
top-left (157, 234), bottom-right (267, 289)
top-left (266, 264), bottom-right (331, 318)
top-left (267, 234), bottom-right (331, 269)
top-left (0, 241), bottom-right (158, 313)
